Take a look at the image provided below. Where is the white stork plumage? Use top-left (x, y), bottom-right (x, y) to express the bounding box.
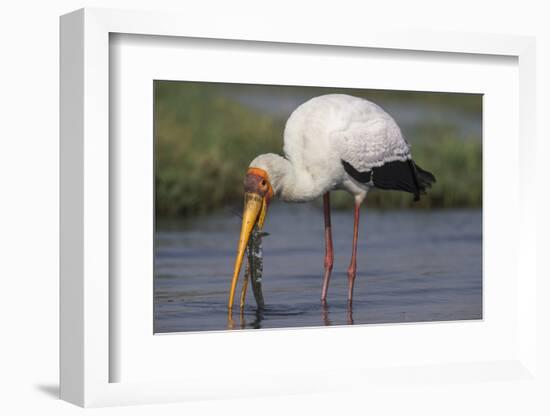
top-left (228, 94), bottom-right (436, 310)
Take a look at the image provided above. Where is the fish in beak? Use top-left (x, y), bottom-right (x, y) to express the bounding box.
top-left (228, 167), bottom-right (273, 310)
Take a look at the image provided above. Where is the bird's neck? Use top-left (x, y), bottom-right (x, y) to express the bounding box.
top-left (270, 156), bottom-right (323, 203)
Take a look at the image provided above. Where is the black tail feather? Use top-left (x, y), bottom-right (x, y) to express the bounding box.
top-left (413, 162), bottom-right (437, 195)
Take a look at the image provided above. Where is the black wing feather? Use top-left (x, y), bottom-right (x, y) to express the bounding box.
top-left (341, 159), bottom-right (436, 202)
top-left (342, 160), bottom-right (372, 183)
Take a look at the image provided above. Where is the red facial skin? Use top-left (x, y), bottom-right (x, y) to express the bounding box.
top-left (243, 172), bottom-right (272, 204)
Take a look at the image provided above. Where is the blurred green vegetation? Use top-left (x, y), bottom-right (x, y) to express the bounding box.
top-left (155, 81), bottom-right (482, 218)
top-left (155, 82), bottom-right (283, 217)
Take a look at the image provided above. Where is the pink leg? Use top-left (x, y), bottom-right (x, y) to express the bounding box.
top-left (321, 193), bottom-right (334, 303)
top-left (347, 201), bottom-right (361, 305)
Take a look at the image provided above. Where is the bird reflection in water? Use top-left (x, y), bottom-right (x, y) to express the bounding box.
top-left (321, 303), bottom-right (332, 326)
top-left (227, 303), bottom-right (354, 330)
top-left (321, 302), bottom-right (354, 326)
top-left (227, 308), bottom-right (264, 330)
top-left (347, 304), bottom-right (354, 325)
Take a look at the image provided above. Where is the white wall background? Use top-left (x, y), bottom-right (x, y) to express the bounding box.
top-left (1, 1), bottom-right (548, 415)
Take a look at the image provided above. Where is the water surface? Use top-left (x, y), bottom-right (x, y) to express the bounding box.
top-left (154, 204), bottom-right (482, 332)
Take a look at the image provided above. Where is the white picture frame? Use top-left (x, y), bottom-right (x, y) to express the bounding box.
top-left (60, 7), bottom-right (537, 408)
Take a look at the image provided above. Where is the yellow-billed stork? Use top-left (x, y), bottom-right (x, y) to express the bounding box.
top-left (229, 94), bottom-right (436, 310)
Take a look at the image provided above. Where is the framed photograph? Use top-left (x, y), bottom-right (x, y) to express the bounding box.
top-left (152, 80), bottom-right (482, 334)
top-left (60, 8), bottom-right (537, 407)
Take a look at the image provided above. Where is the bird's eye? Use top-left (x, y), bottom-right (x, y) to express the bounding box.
top-left (261, 179), bottom-right (266, 186)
